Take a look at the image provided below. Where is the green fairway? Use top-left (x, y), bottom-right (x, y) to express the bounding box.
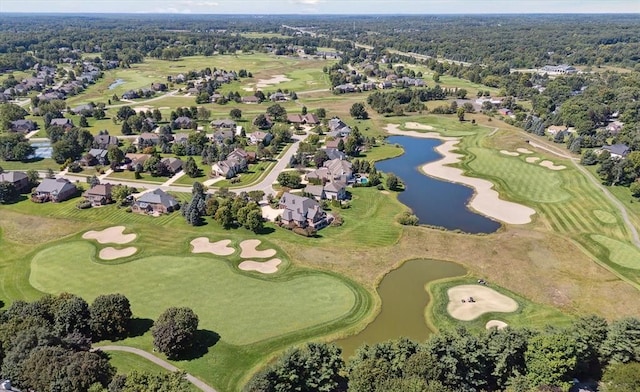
top-left (591, 235), bottom-right (640, 270)
top-left (108, 351), bottom-right (171, 375)
top-left (30, 240), bottom-right (358, 345)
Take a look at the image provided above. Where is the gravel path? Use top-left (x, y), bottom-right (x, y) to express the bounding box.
top-left (94, 345), bottom-right (218, 392)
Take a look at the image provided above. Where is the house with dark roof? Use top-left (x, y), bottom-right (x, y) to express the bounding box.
top-left (212, 130), bottom-right (235, 144)
top-left (211, 148), bottom-right (252, 178)
top-left (0, 171), bottom-right (30, 193)
top-left (132, 189), bottom-right (179, 215)
top-left (161, 157), bottom-right (183, 174)
top-left (137, 132), bottom-right (160, 146)
top-left (601, 144), bottom-right (631, 159)
top-left (33, 178), bottom-right (77, 203)
top-left (10, 119), bottom-right (37, 133)
top-left (49, 118), bottom-right (74, 130)
top-left (93, 134), bottom-right (119, 149)
top-left (71, 103), bottom-right (94, 115)
top-left (174, 116), bottom-right (193, 129)
top-left (323, 148), bottom-right (347, 161)
top-left (279, 192), bottom-right (328, 229)
top-left (210, 119), bottom-right (236, 131)
top-left (84, 183), bottom-right (114, 206)
top-left (81, 148), bottom-right (109, 166)
top-left (241, 95), bottom-right (260, 104)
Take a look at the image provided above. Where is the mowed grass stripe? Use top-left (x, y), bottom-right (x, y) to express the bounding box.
top-left (539, 204), bottom-right (571, 233)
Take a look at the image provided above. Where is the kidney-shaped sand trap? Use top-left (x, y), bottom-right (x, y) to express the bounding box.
top-left (500, 150), bottom-right (520, 156)
top-left (516, 148), bottom-right (534, 154)
top-left (99, 247), bottom-right (137, 260)
top-left (83, 226), bottom-right (136, 244)
top-left (485, 320), bottom-right (509, 330)
top-left (239, 259), bottom-right (282, 274)
top-left (525, 157), bottom-right (540, 163)
top-left (239, 239), bottom-right (276, 258)
top-left (447, 285), bottom-right (518, 321)
top-left (190, 238), bottom-right (235, 256)
top-left (539, 160), bottom-right (566, 170)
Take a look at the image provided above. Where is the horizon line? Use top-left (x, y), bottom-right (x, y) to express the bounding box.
top-left (1, 11), bottom-right (639, 15)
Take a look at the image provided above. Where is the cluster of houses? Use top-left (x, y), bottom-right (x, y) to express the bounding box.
top-left (538, 64), bottom-right (578, 75)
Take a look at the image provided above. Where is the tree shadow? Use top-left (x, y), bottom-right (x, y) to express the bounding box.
top-left (179, 329), bottom-right (220, 360)
top-left (256, 226), bottom-right (275, 235)
top-left (128, 318), bottom-right (154, 338)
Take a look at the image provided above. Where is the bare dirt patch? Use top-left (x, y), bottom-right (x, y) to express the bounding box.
top-left (190, 238), bottom-right (235, 256)
top-left (133, 105), bottom-right (155, 113)
top-left (83, 226), bottom-right (136, 244)
top-left (250, 74), bottom-right (292, 89)
top-left (260, 205), bottom-right (283, 222)
top-left (500, 150), bottom-right (520, 156)
top-left (238, 258), bottom-right (282, 274)
top-left (447, 284), bottom-right (518, 321)
top-left (99, 247), bottom-right (137, 260)
top-left (485, 320), bottom-right (509, 330)
top-left (539, 160), bottom-right (566, 171)
top-left (239, 239), bottom-right (277, 258)
top-left (525, 157), bottom-right (540, 163)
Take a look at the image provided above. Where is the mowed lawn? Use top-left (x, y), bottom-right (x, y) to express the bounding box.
top-left (30, 240), bottom-right (358, 345)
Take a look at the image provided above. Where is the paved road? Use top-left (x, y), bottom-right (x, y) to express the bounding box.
top-left (93, 346), bottom-right (218, 392)
top-left (527, 139), bottom-right (640, 249)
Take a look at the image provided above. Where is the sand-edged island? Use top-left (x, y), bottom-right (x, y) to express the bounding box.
top-left (385, 124), bottom-right (536, 225)
top-left (239, 258), bottom-right (282, 274)
top-left (240, 239), bottom-right (277, 258)
top-left (190, 238), bottom-right (235, 256)
top-left (83, 226), bottom-right (136, 244)
top-left (99, 247), bottom-right (137, 260)
top-left (447, 284), bottom-right (519, 321)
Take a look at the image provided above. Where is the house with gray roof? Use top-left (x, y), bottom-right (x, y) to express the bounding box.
top-left (601, 144), bottom-right (631, 159)
top-left (33, 178), bottom-right (77, 203)
top-left (279, 192), bottom-right (328, 229)
top-left (161, 157), bottom-right (183, 174)
top-left (323, 148), bottom-right (347, 161)
top-left (327, 118), bottom-right (351, 138)
top-left (49, 118), bottom-right (74, 130)
top-left (0, 171), bottom-right (30, 193)
top-left (174, 116), bottom-right (193, 129)
top-left (132, 189), bottom-right (179, 215)
top-left (81, 148), bottom-right (109, 166)
top-left (210, 119), bottom-right (236, 130)
top-left (10, 119), bottom-right (37, 133)
top-left (93, 134), bottom-right (119, 149)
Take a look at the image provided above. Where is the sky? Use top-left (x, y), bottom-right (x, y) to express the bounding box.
top-left (0, 0), bottom-right (638, 14)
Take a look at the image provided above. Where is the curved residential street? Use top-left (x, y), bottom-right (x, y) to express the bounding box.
top-left (93, 346), bottom-right (218, 392)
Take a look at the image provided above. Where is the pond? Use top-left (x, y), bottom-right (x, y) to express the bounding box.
top-left (108, 79), bottom-right (125, 90)
top-left (335, 258), bottom-right (466, 358)
top-left (376, 135), bottom-right (501, 234)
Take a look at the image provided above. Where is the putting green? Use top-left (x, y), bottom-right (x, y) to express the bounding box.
top-left (592, 235), bottom-right (640, 270)
top-left (593, 210), bottom-right (617, 224)
top-left (30, 242), bottom-right (357, 345)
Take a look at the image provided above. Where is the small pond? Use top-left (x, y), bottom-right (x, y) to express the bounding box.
top-left (108, 79), bottom-right (125, 90)
top-left (336, 258), bottom-right (467, 358)
top-left (376, 135), bottom-right (501, 234)
top-left (30, 141), bottom-right (52, 159)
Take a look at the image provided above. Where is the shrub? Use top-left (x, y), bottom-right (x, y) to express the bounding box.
top-left (397, 211), bottom-right (419, 225)
top-left (76, 200), bottom-right (92, 209)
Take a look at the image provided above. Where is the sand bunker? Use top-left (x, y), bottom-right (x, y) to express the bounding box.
top-left (447, 285), bottom-right (519, 321)
top-left (239, 239), bottom-right (277, 258)
top-left (385, 125), bottom-right (535, 224)
top-left (83, 226), bottom-right (136, 244)
top-left (539, 160), bottom-right (566, 170)
top-left (486, 320), bottom-right (509, 330)
top-left (500, 150), bottom-right (520, 156)
top-left (404, 122), bottom-right (435, 131)
top-left (525, 157), bottom-right (540, 163)
top-left (255, 74), bottom-right (291, 88)
top-left (99, 247), bottom-right (137, 260)
top-left (517, 148), bottom-right (534, 154)
top-left (133, 106), bottom-right (154, 113)
top-left (190, 238), bottom-right (235, 256)
top-left (238, 258), bottom-right (282, 274)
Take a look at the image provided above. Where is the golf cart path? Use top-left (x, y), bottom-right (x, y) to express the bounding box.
top-left (94, 345), bottom-right (218, 392)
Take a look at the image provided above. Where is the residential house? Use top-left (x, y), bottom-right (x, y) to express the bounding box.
top-left (151, 82), bottom-right (168, 92)
top-left (71, 103), bottom-right (94, 115)
top-left (327, 118), bottom-right (352, 138)
top-left (323, 180), bottom-right (347, 200)
top-left (241, 95), bottom-right (260, 104)
top-left (123, 153), bottom-right (151, 170)
top-left (287, 113), bottom-right (320, 125)
top-left (606, 121), bottom-right (624, 135)
top-left (81, 148), bottom-right (109, 166)
top-left (132, 189), bottom-right (180, 215)
top-left (334, 84), bottom-right (356, 93)
top-left (210, 119), bottom-right (236, 131)
top-left (174, 116), bottom-right (193, 129)
top-left (10, 119), bottom-right (37, 133)
top-left (33, 178), bottom-right (77, 202)
top-left (161, 157), bottom-right (183, 174)
top-left (137, 132), bottom-right (160, 146)
top-left (547, 125), bottom-right (568, 136)
top-left (323, 158), bottom-right (353, 182)
top-left (212, 130), bottom-right (235, 144)
top-left (248, 131), bottom-right (273, 145)
top-left (172, 133), bottom-right (190, 144)
top-left (304, 184), bottom-right (326, 200)
top-left (323, 147), bottom-right (347, 161)
top-left (0, 171), bottom-right (30, 193)
top-left (93, 134), bottom-right (119, 149)
top-left (498, 108), bottom-right (513, 116)
top-left (269, 92), bottom-right (287, 102)
top-left (601, 144), bottom-right (631, 159)
top-left (540, 64), bottom-right (577, 74)
top-left (305, 167), bottom-right (332, 183)
top-left (279, 192), bottom-right (328, 229)
top-left (49, 118), bottom-right (74, 130)
top-left (325, 138), bottom-right (345, 150)
top-left (378, 81), bottom-right (393, 89)
top-left (211, 148), bottom-right (251, 178)
top-left (84, 183), bottom-right (114, 206)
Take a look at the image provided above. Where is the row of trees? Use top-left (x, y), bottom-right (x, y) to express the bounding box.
top-left (246, 315), bottom-right (640, 392)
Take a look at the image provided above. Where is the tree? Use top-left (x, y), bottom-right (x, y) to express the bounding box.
top-left (107, 145), bottom-right (125, 166)
top-left (525, 332), bottom-right (578, 390)
top-left (196, 106), bottom-right (211, 121)
top-left (116, 106), bottom-right (136, 121)
top-left (79, 115), bottom-right (89, 128)
top-left (26, 169), bottom-right (40, 188)
top-left (152, 307), bottom-right (199, 359)
top-left (253, 113), bottom-right (271, 129)
top-left (313, 149), bottom-right (329, 168)
top-left (601, 362), bottom-right (640, 392)
top-left (110, 371), bottom-right (191, 392)
top-left (54, 294), bottom-right (91, 338)
top-left (184, 156), bottom-right (200, 178)
top-left (277, 171), bottom-right (302, 188)
top-left (266, 104), bottom-right (288, 122)
top-left (214, 204), bottom-right (234, 229)
top-left (457, 107), bottom-right (466, 121)
top-left (230, 108), bottom-right (242, 120)
top-left (0, 103), bottom-right (28, 129)
top-left (600, 317), bottom-right (640, 364)
top-left (386, 173), bottom-right (400, 191)
top-left (0, 182), bottom-right (18, 204)
top-left (315, 108), bottom-right (326, 119)
top-left (111, 185), bottom-right (134, 205)
top-left (350, 102), bottom-right (369, 119)
top-left (244, 209), bottom-right (264, 233)
top-left (89, 294), bottom-right (132, 341)
top-left (247, 190), bottom-right (265, 203)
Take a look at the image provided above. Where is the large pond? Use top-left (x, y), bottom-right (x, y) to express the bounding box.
top-left (376, 135), bottom-right (501, 234)
top-left (108, 79), bottom-right (125, 90)
top-left (336, 258), bottom-right (466, 357)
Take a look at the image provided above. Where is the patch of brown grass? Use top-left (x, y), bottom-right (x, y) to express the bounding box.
top-left (0, 210), bottom-right (88, 244)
